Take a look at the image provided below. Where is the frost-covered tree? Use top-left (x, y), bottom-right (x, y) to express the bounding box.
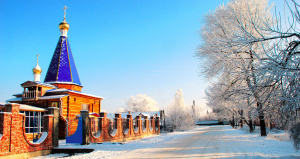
top-left (165, 89), bottom-right (194, 131)
top-left (125, 94), bottom-right (159, 112)
top-left (115, 107), bottom-right (128, 113)
top-left (175, 89), bottom-right (185, 110)
top-left (198, 0), bottom-right (273, 136)
top-left (197, 0), bottom-right (300, 135)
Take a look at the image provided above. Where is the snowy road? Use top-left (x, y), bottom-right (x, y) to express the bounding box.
top-left (34, 126), bottom-right (300, 159)
top-left (106, 126), bottom-right (248, 159)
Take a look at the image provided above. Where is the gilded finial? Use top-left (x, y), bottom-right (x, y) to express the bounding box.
top-left (33, 54), bottom-right (42, 74)
top-left (59, 6), bottom-right (70, 31)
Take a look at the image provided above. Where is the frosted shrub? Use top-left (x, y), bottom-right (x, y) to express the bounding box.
top-left (290, 123), bottom-right (300, 150)
top-left (165, 89), bottom-right (194, 132)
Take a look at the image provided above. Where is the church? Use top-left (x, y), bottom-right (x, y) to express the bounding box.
top-left (4, 9), bottom-right (103, 140)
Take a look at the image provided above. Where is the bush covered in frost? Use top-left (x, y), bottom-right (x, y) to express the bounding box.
top-left (290, 123), bottom-right (300, 150)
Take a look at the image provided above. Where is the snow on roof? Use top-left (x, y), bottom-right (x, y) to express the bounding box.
top-left (22, 81), bottom-right (57, 88)
top-left (6, 97), bottom-right (22, 102)
top-left (47, 89), bottom-right (104, 99)
top-left (45, 81), bottom-right (82, 86)
top-left (39, 94), bottom-right (69, 100)
top-left (18, 104), bottom-right (47, 112)
top-left (1, 103), bottom-right (47, 112)
top-left (36, 82), bottom-right (57, 88)
top-left (12, 93), bottom-right (22, 96)
top-left (75, 91), bottom-right (104, 99)
top-left (7, 94), bottom-right (68, 102)
top-left (0, 102), bottom-right (5, 110)
top-left (46, 88), bottom-right (68, 92)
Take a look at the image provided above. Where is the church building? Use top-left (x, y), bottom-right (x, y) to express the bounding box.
top-left (5, 9), bottom-right (103, 139)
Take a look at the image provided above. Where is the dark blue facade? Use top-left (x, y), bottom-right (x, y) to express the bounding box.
top-left (44, 36), bottom-right (82, 86)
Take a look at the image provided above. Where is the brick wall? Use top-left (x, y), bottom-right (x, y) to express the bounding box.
top-left (0, 104), bottom-right (53, 156)
top-left (89, 112), bottom-right (160, 143)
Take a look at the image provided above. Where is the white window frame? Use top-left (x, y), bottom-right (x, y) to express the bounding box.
top-left (20, 111), bottom-right (44, 134)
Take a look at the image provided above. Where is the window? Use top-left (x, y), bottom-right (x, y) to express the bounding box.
top-left (81, 104), bottom-right (89, 110)
top-left (20, 111), bottom-right (44, 133)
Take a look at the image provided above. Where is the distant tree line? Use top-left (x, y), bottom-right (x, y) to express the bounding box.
top-left (120, 89), bottom-right (194, 132)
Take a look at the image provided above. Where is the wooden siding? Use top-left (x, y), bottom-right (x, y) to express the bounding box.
top-left (59, 93), bottom-right (102, 136)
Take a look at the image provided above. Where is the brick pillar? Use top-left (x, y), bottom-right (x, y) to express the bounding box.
top-left (81, 110), bottom-right (89, 145)
top-left (43, 114), bottom-right (54, 149)
top-left (155, 116), bottom-right (160, 133)
top-left (127, 114), bottom-right (132, 119)
top-left (150, 116), bottom-right (154, 133)
top-left (126, 114), bottom-right (132, 136)
top-left (136, 116), bottom-right (141, 135)
top-left (99, 117), bottom-right (104, 132)
top-left (115, 113), bottom-right (121, 129)
top-left (143, 116), bottom-right (148, 133)
top-left (100, 112), bottom-right (108, 140)
top-left (114, 114), bottom-right (122, 138)
top-left (100, 112), bottom-right (107, 118)
top-left (6, 104), bottom-right (22, 153)
top-left (4, 103), bottom-right (20, 114)
top-left (48, 107), bottom-right (59, 147)
top-left (1, 104), bottom-right (18, 153)
top-left (115, 113), bottom-right (121, 118)
top-left (0, 112), bottom-right (11, 154)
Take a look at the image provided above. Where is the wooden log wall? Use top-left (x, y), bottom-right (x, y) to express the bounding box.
top-left (59, 94), bottom-right (102, 137)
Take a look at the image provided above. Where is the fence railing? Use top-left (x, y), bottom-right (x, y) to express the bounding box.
top-left (22, 90), bottom-right (41, 98)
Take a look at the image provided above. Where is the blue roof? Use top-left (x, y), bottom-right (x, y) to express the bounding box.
top-left (44, 36), bottom-right (82, 86)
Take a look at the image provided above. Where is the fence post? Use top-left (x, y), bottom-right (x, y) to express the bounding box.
top-left (155, 116), bottom-right (160, 133)
top-left (81, 110), bottom-right (89, 145)
top-left (48, 107), bottom-right (59, 147)
top-left (126, 114), bottom-right (132, 136)
top-left (100, 112), bottom-right (108, 140)
top-left (150, 116), bottom-right (154, 133)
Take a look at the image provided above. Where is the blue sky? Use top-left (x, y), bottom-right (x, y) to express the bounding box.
top-left (0, 0), bottom-right (284, 113)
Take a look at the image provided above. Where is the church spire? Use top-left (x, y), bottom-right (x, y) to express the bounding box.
top-left (44, 6), bottom-right (82, 90)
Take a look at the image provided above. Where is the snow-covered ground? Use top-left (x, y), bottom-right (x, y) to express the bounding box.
top-left (33, 126), bottom-right (299, 159)
top-left (222, 126), bottom-right (298, 158)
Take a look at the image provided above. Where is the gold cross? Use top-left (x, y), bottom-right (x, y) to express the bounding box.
top-left (62, 6), bottom-right (69, 20)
